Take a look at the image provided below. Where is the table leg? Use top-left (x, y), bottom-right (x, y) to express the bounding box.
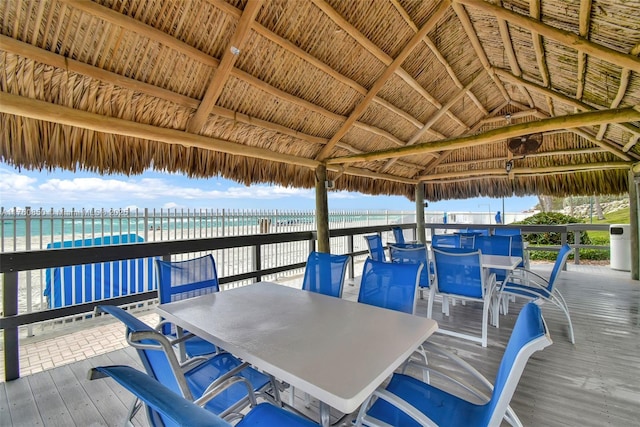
top-left (175, 326), bottom-right (187, 363)
top-left (319, 401), bottom-right (330, 427)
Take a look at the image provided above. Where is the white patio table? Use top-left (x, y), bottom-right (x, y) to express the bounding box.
top-left (156, 281), bottom-right (438, 427)
top-left (481, 254), bottom-right (522, 270)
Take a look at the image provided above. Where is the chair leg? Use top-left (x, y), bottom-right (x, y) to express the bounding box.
top-left (427, 287), bottom-right (436, 319)
top-left (551, 291), bottom-right (576, 344)
top-left (481, 298), bottom-right (489, 348)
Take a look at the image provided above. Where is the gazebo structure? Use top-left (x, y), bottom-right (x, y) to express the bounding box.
top-left (0, 0), bottom-right (639, 274)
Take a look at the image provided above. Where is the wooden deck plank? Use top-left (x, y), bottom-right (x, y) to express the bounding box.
top-left (1, 265), bottom-right (638, 426)
top-left (48, 365), bottom-right (108, 426)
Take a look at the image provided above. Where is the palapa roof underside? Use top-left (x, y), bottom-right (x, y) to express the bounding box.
top-left (1, 0), bottom-right (639, 202)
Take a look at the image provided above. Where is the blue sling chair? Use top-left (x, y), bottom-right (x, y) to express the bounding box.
top-left (355, 302), bottom-right (552, 427)
top-left (389, 243), bottom-right (431, 300)
top-left (96, 305), bottom-right (279, 423)
top-left (301, 251), bottom-right (350, 298)
top-left (89, 365), bottom-right (318, 427)
top-left (364, 234), bottom-right (387, 262)
top-left (498, 244), bottom-right (575, 343)
top-left (155, 254), bottom-right (220, 359)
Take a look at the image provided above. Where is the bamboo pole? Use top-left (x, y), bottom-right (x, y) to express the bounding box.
top-left (327, 106), bottom-right (640, 165)
top-left (415, 183), bottom-right (426, 244)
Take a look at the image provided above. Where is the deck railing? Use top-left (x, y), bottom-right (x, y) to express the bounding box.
top-left (1, 219), bottom-right (607, 380)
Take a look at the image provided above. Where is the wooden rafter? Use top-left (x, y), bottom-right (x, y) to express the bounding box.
top-left (380, 71), bottom-right (484, 172)
top-left (576, 0), bottom-right (592, 101)
top-left (495, 0), bottom-right (534, 107)
top-left (457, 0), bottom-right (640, 73)
top-left (494, 68), bottom-right (640, 144)
top-left (186, 0), bottom-right (262, 134)
top-left (451, 2), bottom-right (510, 102)
top-left (529, 0), bottom-right (555, 116)
top-left (595, 43), bottom-right (640, 141)
top-left (0, 92), bottom-right (418, 185)
top-left (326, 106), bottom-right (640, 165)
top-left (314, 0), bottom-right (452, 161)
top-left (389, 0), bottom-right (488, 116)
top-left (437, 147), bottom-right (607, 169)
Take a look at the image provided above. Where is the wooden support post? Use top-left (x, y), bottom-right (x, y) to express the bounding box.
top-left (629, 169), bottom-right (639, 280)
top-left (315, 165), bottom-right (330, 253)
top-left (415, 183), bottom-right (426, 244)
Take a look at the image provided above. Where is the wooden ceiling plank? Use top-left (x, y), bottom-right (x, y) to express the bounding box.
top-left (186, 0), bottom-right (263, 133)
top-left (326, 106), bottom-right (640, 164)
top-left (456, 0), bottom-right (640, 73)
top-left (451, 2), bottom-right (510, 102)
top-left (314, 0), bottom-right (452, 161)
top-left (576, 0), bottom-right (592, 100)
top-left (494, 68), bottom-right (640, 142)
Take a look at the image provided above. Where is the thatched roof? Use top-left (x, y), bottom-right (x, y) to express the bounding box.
top-left (1, 0), bottom-right (639, 201)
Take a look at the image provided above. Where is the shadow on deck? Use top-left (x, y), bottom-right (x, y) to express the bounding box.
top-left (2, 264), bottom-right (639, 426)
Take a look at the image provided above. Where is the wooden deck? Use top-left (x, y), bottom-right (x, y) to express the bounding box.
top-left (2, 264), bottom-right (639, 426)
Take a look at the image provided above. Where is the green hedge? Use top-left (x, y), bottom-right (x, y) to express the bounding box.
top-left (515, 212), bottom-right (609, 261)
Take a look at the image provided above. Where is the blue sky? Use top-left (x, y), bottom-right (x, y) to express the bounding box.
top-left (0, 164), bottom-right (538, 213)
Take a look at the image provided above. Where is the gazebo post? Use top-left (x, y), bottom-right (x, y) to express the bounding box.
top-left (315, 164), bottom-right (330, 253)
top-left (629, 168), bottom-right (639, 280)
top-left (415, 183), bottom-right (426, 244)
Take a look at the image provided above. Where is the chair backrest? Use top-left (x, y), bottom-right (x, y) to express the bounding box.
top-left (432, 247), bottom-right (484, 298)
top-left (509, 234), bottom-right (526, 267)
top-left (364, 234), bottom-right (386, 262)
top-left (484, 302), bottom-right (552, 426)
top-left (431, 234), bottom-right (460, 248)
top-left (474, 235), bottom-right (512, 256)
top-left (302, 251), bottom-right (350, 298)
top-left (547, 244), bottom-right (573, 291)
top-left (389, 243), bottom-right (430, 288)
top-left (465, 228), bottom-right (490, 236)
top-left (357, 258), bottom-right (422, 314)
top-left (392, 227), bottom-right (406, 244)
top-left (494, 228), bottom-right (522, 236)
top-left (156, 255), bottom-right (219, 303)
top-left (91, 365), bottom-right (231, 427)
top-left (156, 254), bottom-right (219, 336)
top-left (97, 305), bottom-right (189, 427)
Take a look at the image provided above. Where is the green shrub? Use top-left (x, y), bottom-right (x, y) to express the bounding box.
top-left (514, 212), bottom-right (591, 245)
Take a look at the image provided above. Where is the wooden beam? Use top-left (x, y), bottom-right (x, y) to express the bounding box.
top-left (494, 68), bottom-right (640, 141)
top-left (625, 135), bottom-right (640, 152)
top-left (380, 71), bottom-right (483, 172)
top-left (0, 92), bottom-right (321, 168)
top-left (595, 43), bottom-right (640, 140)
top-left (570, 129), bottom-right (634, 161)
top-left (451, 2), bottom-right (510, 102)
top-left (314, 164), bottom-right (330, 253)
top-left (186, 0), bottom-right (262, 133)
top-left (420, 162), bottom-right (630, 181)
top-left (327, 106), bottom-right (640, 165)
top-left (530, 0), bottom-right (555, 116)
top-left (311, 0), bottom-right (461, 127)
top-left (436, 147), bottom-right (606, 169)
top-left (315, 0), bottom-right (452, 161)
top-left (390, 0), bottom-right (488, 116)
top-left (575, 0), bottom-right (592, 100)
top-left (456, 0), bottom-right (640, 73)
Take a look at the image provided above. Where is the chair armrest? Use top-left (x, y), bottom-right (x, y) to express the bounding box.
top-left (89, 365), bottom-right (230, 427)
top-left (195, 375), bottom-right (258, 419)
top-left (355, 387), bottom-right (437, 427)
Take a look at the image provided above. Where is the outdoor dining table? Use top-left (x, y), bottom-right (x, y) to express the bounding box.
top-left (156, 281), bottom-right (439, 426)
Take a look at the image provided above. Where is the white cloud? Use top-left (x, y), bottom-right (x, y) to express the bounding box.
top-left (0, 168), bottom-right (39, 204)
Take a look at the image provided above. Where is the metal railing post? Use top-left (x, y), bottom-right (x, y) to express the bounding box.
top-left (561, 229), bottom-right (568, 270)
top-left (574, 229), bottom-right (581, 265)
top-left (347, 235), bottom-right (354, 280)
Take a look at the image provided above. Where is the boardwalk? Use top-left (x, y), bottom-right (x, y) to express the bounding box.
top-left (2, 263), bottom-right (639, 426)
